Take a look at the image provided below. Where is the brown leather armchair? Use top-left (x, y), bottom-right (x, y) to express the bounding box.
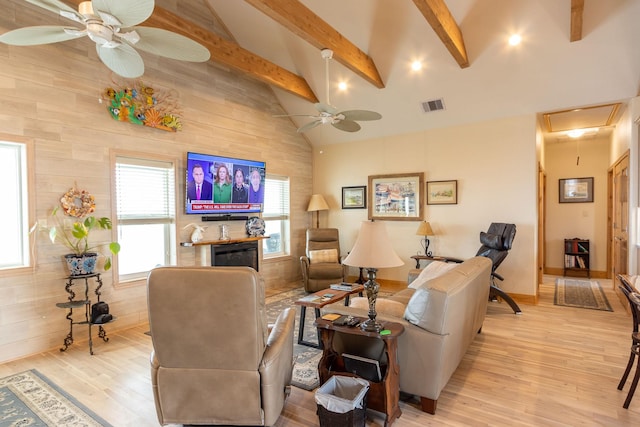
top-left (300, 228), bottom-right (347, 292)
top-left (147, 266), bottom-right (295, 426)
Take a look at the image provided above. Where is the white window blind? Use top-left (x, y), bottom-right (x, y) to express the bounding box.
top-left (115, 156), bottom-right (176, 280)
top-left (263, 175), bottom-right (289, 219)
top-left (115, 157), bottom-right (175, 222)
top-left (0, 141), bottom-right (29, 269)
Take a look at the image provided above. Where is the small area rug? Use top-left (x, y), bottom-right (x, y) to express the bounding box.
top-left (554, 278), bottom-right (613, 312)
top-left (0, 369), bottom-right (112, 427)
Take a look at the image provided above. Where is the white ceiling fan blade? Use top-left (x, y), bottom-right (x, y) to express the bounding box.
top-left (0, 26), bottom-right (84, 46)
top-left (332, 120), bottom-right (361, 132)
top-left (341, 110), bottom-right (382, 121)
top-left (314, 102), bottom-right (338, 114)
top-left (273, 114), bottom-right (318, 118)
top-left (129, 27), bottom-right (210, 62)
top-left (91, 0), bottom-right (154, 28)
top-left (96, 42), bottom-right (144, 78)
top-left (25, 0), bottom-right (83, 21)
top-left (297, 120), bottom-right (322, 133)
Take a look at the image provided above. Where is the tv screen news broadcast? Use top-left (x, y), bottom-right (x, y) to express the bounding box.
top-left (185, 152), bottom-right (266, 215)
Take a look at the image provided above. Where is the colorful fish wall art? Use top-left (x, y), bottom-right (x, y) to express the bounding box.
top-left (102, 82), bottom-right (182, 132)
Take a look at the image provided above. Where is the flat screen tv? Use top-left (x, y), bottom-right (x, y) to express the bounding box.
top-left (185, 151), bottom-right (266, 215)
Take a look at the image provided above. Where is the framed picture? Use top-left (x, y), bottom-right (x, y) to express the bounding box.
top-left (559, 177), bottom-right (594, 203)
top-left (368, 172), bottom-right (424, 221)
top-left (342, 186), bottom-right (366, 209)
top-left (427, 180), bottom-right (458, 205)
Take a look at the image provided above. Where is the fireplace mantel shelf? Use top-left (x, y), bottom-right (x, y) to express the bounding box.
top-left (182, 236), bottom-right (270, 267)
top-left (180, 236), bottom-right (269, 247)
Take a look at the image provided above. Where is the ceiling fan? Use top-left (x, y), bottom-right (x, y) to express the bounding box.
top-left (277, 49), bottom-right (382, 133)
top-left (0, 0), bottom-right (210, 78)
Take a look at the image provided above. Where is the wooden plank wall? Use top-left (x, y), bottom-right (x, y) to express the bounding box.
top-left (0, 0), bottom-right (312, 362)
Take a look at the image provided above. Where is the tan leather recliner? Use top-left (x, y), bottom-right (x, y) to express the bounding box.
top-left (147, 266), bottom-right (295, 426)
top-left (300, 228), bottom-right (347, 292)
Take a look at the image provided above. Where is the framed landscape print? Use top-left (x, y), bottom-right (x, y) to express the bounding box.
top-left (368, 172), bottom-right (424, 221)
top-left (426, 180), bottom-right (458, 205)
top-left (559, 177), bottom-right (593, 203)
top-left (342, 186), bottom-right (366, 209)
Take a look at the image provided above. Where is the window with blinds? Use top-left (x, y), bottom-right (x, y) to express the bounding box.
top-left (262, 174), bottom-right (289, 257)
top-left (115, 156), bottom-right (176, 281)
top-left (0, 141), bottom-right (29, 270)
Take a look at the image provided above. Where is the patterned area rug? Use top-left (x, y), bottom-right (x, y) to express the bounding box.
top-left (0, 369), bottom-right (112, 427)
top-left (554, 278), bottom-right (613, 311)
top-left (266, 288), bottom-right (322, 391)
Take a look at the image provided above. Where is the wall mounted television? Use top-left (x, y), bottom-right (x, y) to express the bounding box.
top-left (185, 151), bottom-right (266, 215)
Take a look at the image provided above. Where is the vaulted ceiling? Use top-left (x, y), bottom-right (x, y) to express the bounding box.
top-left (53, 1), bottom-right (640, 145)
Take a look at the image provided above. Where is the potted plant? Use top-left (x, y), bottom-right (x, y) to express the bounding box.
top-left (47, 206), bottom-right (121, 276)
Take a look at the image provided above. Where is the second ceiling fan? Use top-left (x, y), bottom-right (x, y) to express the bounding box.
top-left (280, 49), bottom-right (382, 133)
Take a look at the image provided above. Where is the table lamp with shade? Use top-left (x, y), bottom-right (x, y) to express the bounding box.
top-left (416, 221), bottom-right (435, 256)
top-left (343, 220), bottom-right (404, 332)
top-left (307, 194), bottom-right (329, 228)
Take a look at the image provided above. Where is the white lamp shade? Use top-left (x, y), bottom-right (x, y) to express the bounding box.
top-left (343, 221), bottom-right (404, 269)
top-left (307, 194), bottom-right (329, 212)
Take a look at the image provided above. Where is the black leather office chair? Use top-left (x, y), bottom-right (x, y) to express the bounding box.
top-left (476, 223), bottom-right (522, 314)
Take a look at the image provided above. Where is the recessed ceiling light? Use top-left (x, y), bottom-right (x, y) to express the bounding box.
top-left (411, 60), bottom-right (422, 71)
top-left (338, 81), bottom-right (347, 91)
top-left (508, 34), bottom-right (522, 46)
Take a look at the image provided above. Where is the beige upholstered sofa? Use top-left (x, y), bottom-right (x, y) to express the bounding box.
top-left (322, 256), bottom-right (492, 414)
top-left (147, 266), bottom-right (295, 426)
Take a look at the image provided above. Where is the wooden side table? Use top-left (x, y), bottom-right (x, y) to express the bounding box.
top-left (314, 318), bottom-right (404, 426)
top-left (410, 254), bottom-right (464, 269)
top-left (294, 285), bottom-right (364, 348)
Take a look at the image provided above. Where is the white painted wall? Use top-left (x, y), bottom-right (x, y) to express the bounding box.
top-left (313, 115), bottom-right (538, 297)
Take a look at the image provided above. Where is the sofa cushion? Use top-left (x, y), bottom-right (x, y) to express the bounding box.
top-left (404, 266), bottom-right (476, 334)
top-left (308, 249), bottom-right (338, 264)
top-left (408, 261), bottom-right (458, 289)
top-left (349, 297), bottom-right (406, 318)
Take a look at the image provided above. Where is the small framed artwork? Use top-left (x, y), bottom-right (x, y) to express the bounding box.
top-left (368, 172), bottom-right (424, 221)
top-left (559, 177), bottom-right (594, 203)
top-left (427, 180), bottom-right (458, 205)
top-left (342, 186), bottom-right (367, 209)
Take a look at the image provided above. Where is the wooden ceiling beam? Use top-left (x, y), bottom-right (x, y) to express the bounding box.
top-left (65, 0), bottom-right (318, 103)
top-left (570, 0), bottom-right (584, 42)
top-left (412, 0), bottom-right (469, 68)
top-left (244, 0), bottom-right (385, 89)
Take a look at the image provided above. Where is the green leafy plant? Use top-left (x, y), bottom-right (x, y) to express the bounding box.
top-left (47, 207), bottom-right (121, 271)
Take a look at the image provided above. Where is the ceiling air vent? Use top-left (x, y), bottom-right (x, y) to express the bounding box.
top-left (421, 98), bottom-right (445, 113)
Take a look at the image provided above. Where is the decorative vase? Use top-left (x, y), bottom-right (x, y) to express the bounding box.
top-left (65, 253), bottom-right (98, 276)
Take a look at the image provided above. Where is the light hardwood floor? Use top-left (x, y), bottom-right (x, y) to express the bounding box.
top-left (1, 276), bottom-right (639, 426)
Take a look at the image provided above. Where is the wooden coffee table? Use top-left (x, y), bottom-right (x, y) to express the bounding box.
top-left (294, 285), bottom-right (364, 348)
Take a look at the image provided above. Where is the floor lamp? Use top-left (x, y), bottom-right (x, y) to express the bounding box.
top-left (343, 220), bottom-right (404, 332)
top-left (307, 194), bottom-right (329, 228)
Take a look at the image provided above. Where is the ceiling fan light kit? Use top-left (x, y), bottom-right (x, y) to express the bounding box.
top-left (277, 48), bottom-right (382, 133)
top-left (0, 0), bottom-right (210, 79)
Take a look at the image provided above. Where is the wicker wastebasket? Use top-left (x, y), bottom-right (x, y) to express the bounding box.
top-left (315, 376), bottom-right (369, 427)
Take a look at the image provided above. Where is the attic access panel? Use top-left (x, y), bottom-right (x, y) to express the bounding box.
top-left (543, 103), bottom-right (621, 132)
